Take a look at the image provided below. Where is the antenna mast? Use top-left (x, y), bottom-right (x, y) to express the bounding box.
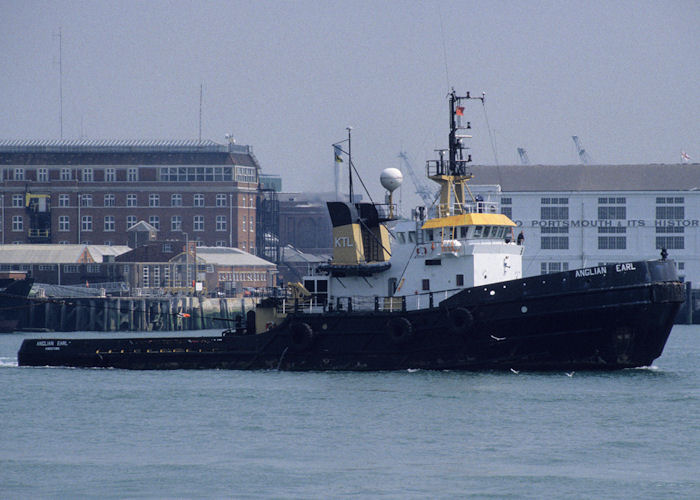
top-left (199, 83), bottom-right (203, 141)
top-left (347, 127), bottom-right (353, 202)
top-left (54, 27), bottom-right (63, 139)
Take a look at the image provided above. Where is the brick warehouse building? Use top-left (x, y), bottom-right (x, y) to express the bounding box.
top-left (0, 139), bottom-right (260, 251)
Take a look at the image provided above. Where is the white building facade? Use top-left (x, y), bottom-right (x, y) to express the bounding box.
top-left (467, 164), bottom-right (700, 285)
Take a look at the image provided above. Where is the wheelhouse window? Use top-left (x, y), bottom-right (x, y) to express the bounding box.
top-left (422, 279), bottom-right (430, 291)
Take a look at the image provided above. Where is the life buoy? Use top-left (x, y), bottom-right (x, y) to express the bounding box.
top-left (290, 322), bottom-right (315, 351)
top-left (449, 307), bottom-right (474, 334)
top-left (386, 317), bottom-right (414, 344)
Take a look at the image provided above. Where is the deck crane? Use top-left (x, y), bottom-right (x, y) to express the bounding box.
top-left (517, 147), bottom-right (530, 165)
top-left (398, 151), bottom-right (439, 209)
top-left (572, 136), bottom-right (592, 164)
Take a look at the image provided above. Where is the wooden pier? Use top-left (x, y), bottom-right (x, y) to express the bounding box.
top-left (19, 296), bottom-right (254, 332)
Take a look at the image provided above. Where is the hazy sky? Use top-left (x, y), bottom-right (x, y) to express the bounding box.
top-left (1, 1), bottom-right (698, 204)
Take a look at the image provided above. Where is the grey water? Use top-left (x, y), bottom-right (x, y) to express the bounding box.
top-left (1, 326), bottom-right (698, 499)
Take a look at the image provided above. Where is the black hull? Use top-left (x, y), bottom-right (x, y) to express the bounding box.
top-left (0, 278), bottom-right (33, 333)
top-left (18, 260), bottom-right (684, 371)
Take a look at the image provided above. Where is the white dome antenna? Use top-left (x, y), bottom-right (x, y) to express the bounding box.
top-left (380, 168), bottom-right (403, 218)
top-left (380, 167), bottom-right (403, 193)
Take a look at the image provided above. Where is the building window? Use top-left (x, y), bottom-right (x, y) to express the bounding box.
top-left (127, 194), bottom-right (137, 207)
top-left (540, 262), bottom-right (570, 274)
top-left (63, 265), bottom-right (79, 273)
top-left (149, 215), bottom-right (160, 230)
top-left (12, 194), bottom-right (23, 208)
top-left (656, 206), bottom-right (684, 219)
top-left (162, 243), bottom-right (172, 253)
top-left (87, 264), bottom-right (101, 273)
top-left (194, 194), bottom-right (204, 207)
top-left (80, 194), bottom-right (92, 207)
top-left (127, 215), bottom-right (137, 229)
top-left (193, 215), bottom-right (204, 231)
top-left (58, 194), bottom-right (70, 207)
top-left (37, 168), bottom-right (49, 182)
top-left (541, 236), bottom-right (569, 250)
top-left (216, 240), bottom-right (226, 247)
top-left (12, 215), bottom-right (23, 232)
top-left (171, 215), bottom-right (182, 231)
top-left (171, 194), bottom-right (182, 207)
top-left (656, 226), bottom-right (684, 234)
top-left (127, 168), bottom-right (138, 181)
top-left (82, 168), bottom-right (93, 182)
top-left (598, 236), bottom-right (626, 250)
top-left (598, 197), bottom-right (626, 220)
top-left (104, 216), bottom-right (115, 232)
top-left (14, 168), bottom-right (25, 180)
top-left (216, 194), bottom-right (227, 207)
top-left (105, 168), bottom-right (116, 182)
top-left (242, 216), bottom-right (246, 232)
top-left (541, 226), bottom-right (569, 234)
top-left (159, 166), bottom-right (233, 182)
top-left (104, 194), bottom-right (115, 207)
top-left (216, 215), bottom-right (227, 231)
top-left (598, 226), bottom-right (627, 234)
top-left (656, 236), bottom-right (684, 250)
top-left (540, 197), bottom-right (568, 220)
top-left (142, 266), bottom-right (149, 288)
top-left (59, 215), bottom-right (70, 232)
top-left (149, 193), bottom-right (160, 207)
top-left (235, 166), bottom-right (257, 183)
top-left (60, 168), bottom-right (72, 180)
top-left (81, 215), bottom-right (93, 232)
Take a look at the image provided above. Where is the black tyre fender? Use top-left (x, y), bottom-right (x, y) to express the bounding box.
top-left (386, 317), bottom-right (414, 344)
top-left (449, 307), bottom-right (474, 334)
top-left (290, 322), bottom-right (315, 351)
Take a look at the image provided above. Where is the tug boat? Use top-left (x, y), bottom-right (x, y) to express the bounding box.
top-left (18, 91), bottom-right (684, 370)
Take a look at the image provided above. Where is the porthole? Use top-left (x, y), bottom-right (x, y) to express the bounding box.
top-left (521, 306), bottom-right (528, 313)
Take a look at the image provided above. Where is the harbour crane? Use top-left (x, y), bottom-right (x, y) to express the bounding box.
top-left (397, 151), bottom-right (439, 208)
top-left (517, 147), bottom-right (530, 165)
top-left (572, 136), bottom-right (592, 164)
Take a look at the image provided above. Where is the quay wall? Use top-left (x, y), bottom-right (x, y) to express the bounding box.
top-left (18, 296), bottom-right (256, 333)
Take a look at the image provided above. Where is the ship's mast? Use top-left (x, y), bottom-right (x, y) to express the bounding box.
top-left (427, 89), bottom-right (484, 217)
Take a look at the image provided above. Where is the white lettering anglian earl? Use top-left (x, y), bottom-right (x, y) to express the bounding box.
top-left (574, 263), bottom-right (636, 278)
top-left (575, 267), bottom-right (607, 278)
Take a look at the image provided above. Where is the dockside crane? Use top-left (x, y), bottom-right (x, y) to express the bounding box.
top-left (517, 147), bottom-right (530, 165)
top-left (572, 136), bottom-right (592, 164)
top-left (398, 151), bottom-right (439, 209)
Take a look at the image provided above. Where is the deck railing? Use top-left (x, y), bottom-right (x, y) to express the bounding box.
top-left (276, 288), bottom-right (464, 314)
